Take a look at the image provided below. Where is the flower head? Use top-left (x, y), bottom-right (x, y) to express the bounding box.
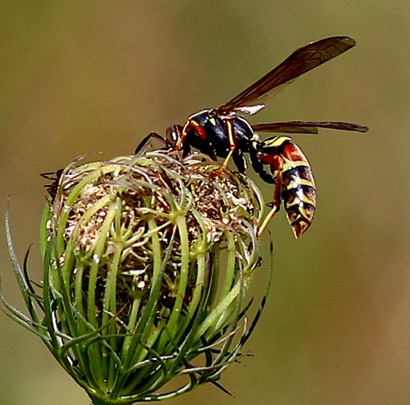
top-left (2, 151), bottom-right (270, 404)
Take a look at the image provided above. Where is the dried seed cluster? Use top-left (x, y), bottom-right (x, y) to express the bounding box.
top-left (47, 151), bottom-right (263, 322)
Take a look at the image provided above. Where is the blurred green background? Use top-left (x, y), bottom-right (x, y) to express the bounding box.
top-left (1, 2), bottom-right (409, 405)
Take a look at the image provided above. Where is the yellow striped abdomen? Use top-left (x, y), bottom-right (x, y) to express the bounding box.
top-left (258, 137), bottom-right (316, 238)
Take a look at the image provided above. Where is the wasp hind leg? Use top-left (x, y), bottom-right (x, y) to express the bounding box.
top-left (256, 154), bottom-right (283, 238)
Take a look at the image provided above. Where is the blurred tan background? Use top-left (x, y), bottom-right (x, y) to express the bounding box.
top-left (0, 2), bottom-right (409, 405)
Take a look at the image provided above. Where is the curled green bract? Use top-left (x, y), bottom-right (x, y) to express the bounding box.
top-left (1, 151), bottom-right (271, 404)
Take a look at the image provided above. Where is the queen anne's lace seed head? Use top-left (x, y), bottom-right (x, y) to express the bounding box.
top-left (3, 151), bottom-right (270, 404)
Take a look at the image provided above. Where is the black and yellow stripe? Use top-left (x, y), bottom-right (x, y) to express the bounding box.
top-left (255, 136), bottom-right (316, 238)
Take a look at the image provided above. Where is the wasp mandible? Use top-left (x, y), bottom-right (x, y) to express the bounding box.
top-left (135, 36), bottom-right (368, 238)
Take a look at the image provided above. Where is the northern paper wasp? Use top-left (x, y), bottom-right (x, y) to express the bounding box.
top-left (135, 36), bottom-right (368, 238)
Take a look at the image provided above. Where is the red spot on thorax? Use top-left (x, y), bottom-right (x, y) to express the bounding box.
top-left (188, 120), bottom-right (208, 141)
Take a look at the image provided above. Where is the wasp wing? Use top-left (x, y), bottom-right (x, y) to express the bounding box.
top-left (253, 121), bottom-right (368, 134)
top-left (216, 36), bottom-right (356, 115)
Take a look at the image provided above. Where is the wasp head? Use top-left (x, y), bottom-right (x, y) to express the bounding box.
top-left (165, 124), bottom-right (183, 148)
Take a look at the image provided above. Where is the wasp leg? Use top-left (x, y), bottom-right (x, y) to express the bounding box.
top-left (250, 147), bottom-right (275, 184)
top-left (135, 132), bottom-right (167, 154)
top-left (233, 152), bottom-right (247, 173)
top-left (257, 154), bottom-right (283, 238)
top-left (210, 118), bottom-right (237, 178)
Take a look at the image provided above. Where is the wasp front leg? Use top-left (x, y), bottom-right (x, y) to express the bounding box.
top-left (135, 132), bottom-right (167, 155)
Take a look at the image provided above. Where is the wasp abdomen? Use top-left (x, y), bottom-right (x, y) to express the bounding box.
top-left (282, 182), bottom-right (316, 237)
top-left (280, 143), bottom-right (316, 237)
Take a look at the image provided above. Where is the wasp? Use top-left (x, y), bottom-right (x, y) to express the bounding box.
top-left (135, 36), bottom-right (368, 238)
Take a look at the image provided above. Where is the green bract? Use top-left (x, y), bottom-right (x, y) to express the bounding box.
top-left (1, 151), bottom-right (271, 404)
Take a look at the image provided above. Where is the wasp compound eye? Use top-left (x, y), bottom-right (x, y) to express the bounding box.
top-left (165, 124), bottom-right (183, 147)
